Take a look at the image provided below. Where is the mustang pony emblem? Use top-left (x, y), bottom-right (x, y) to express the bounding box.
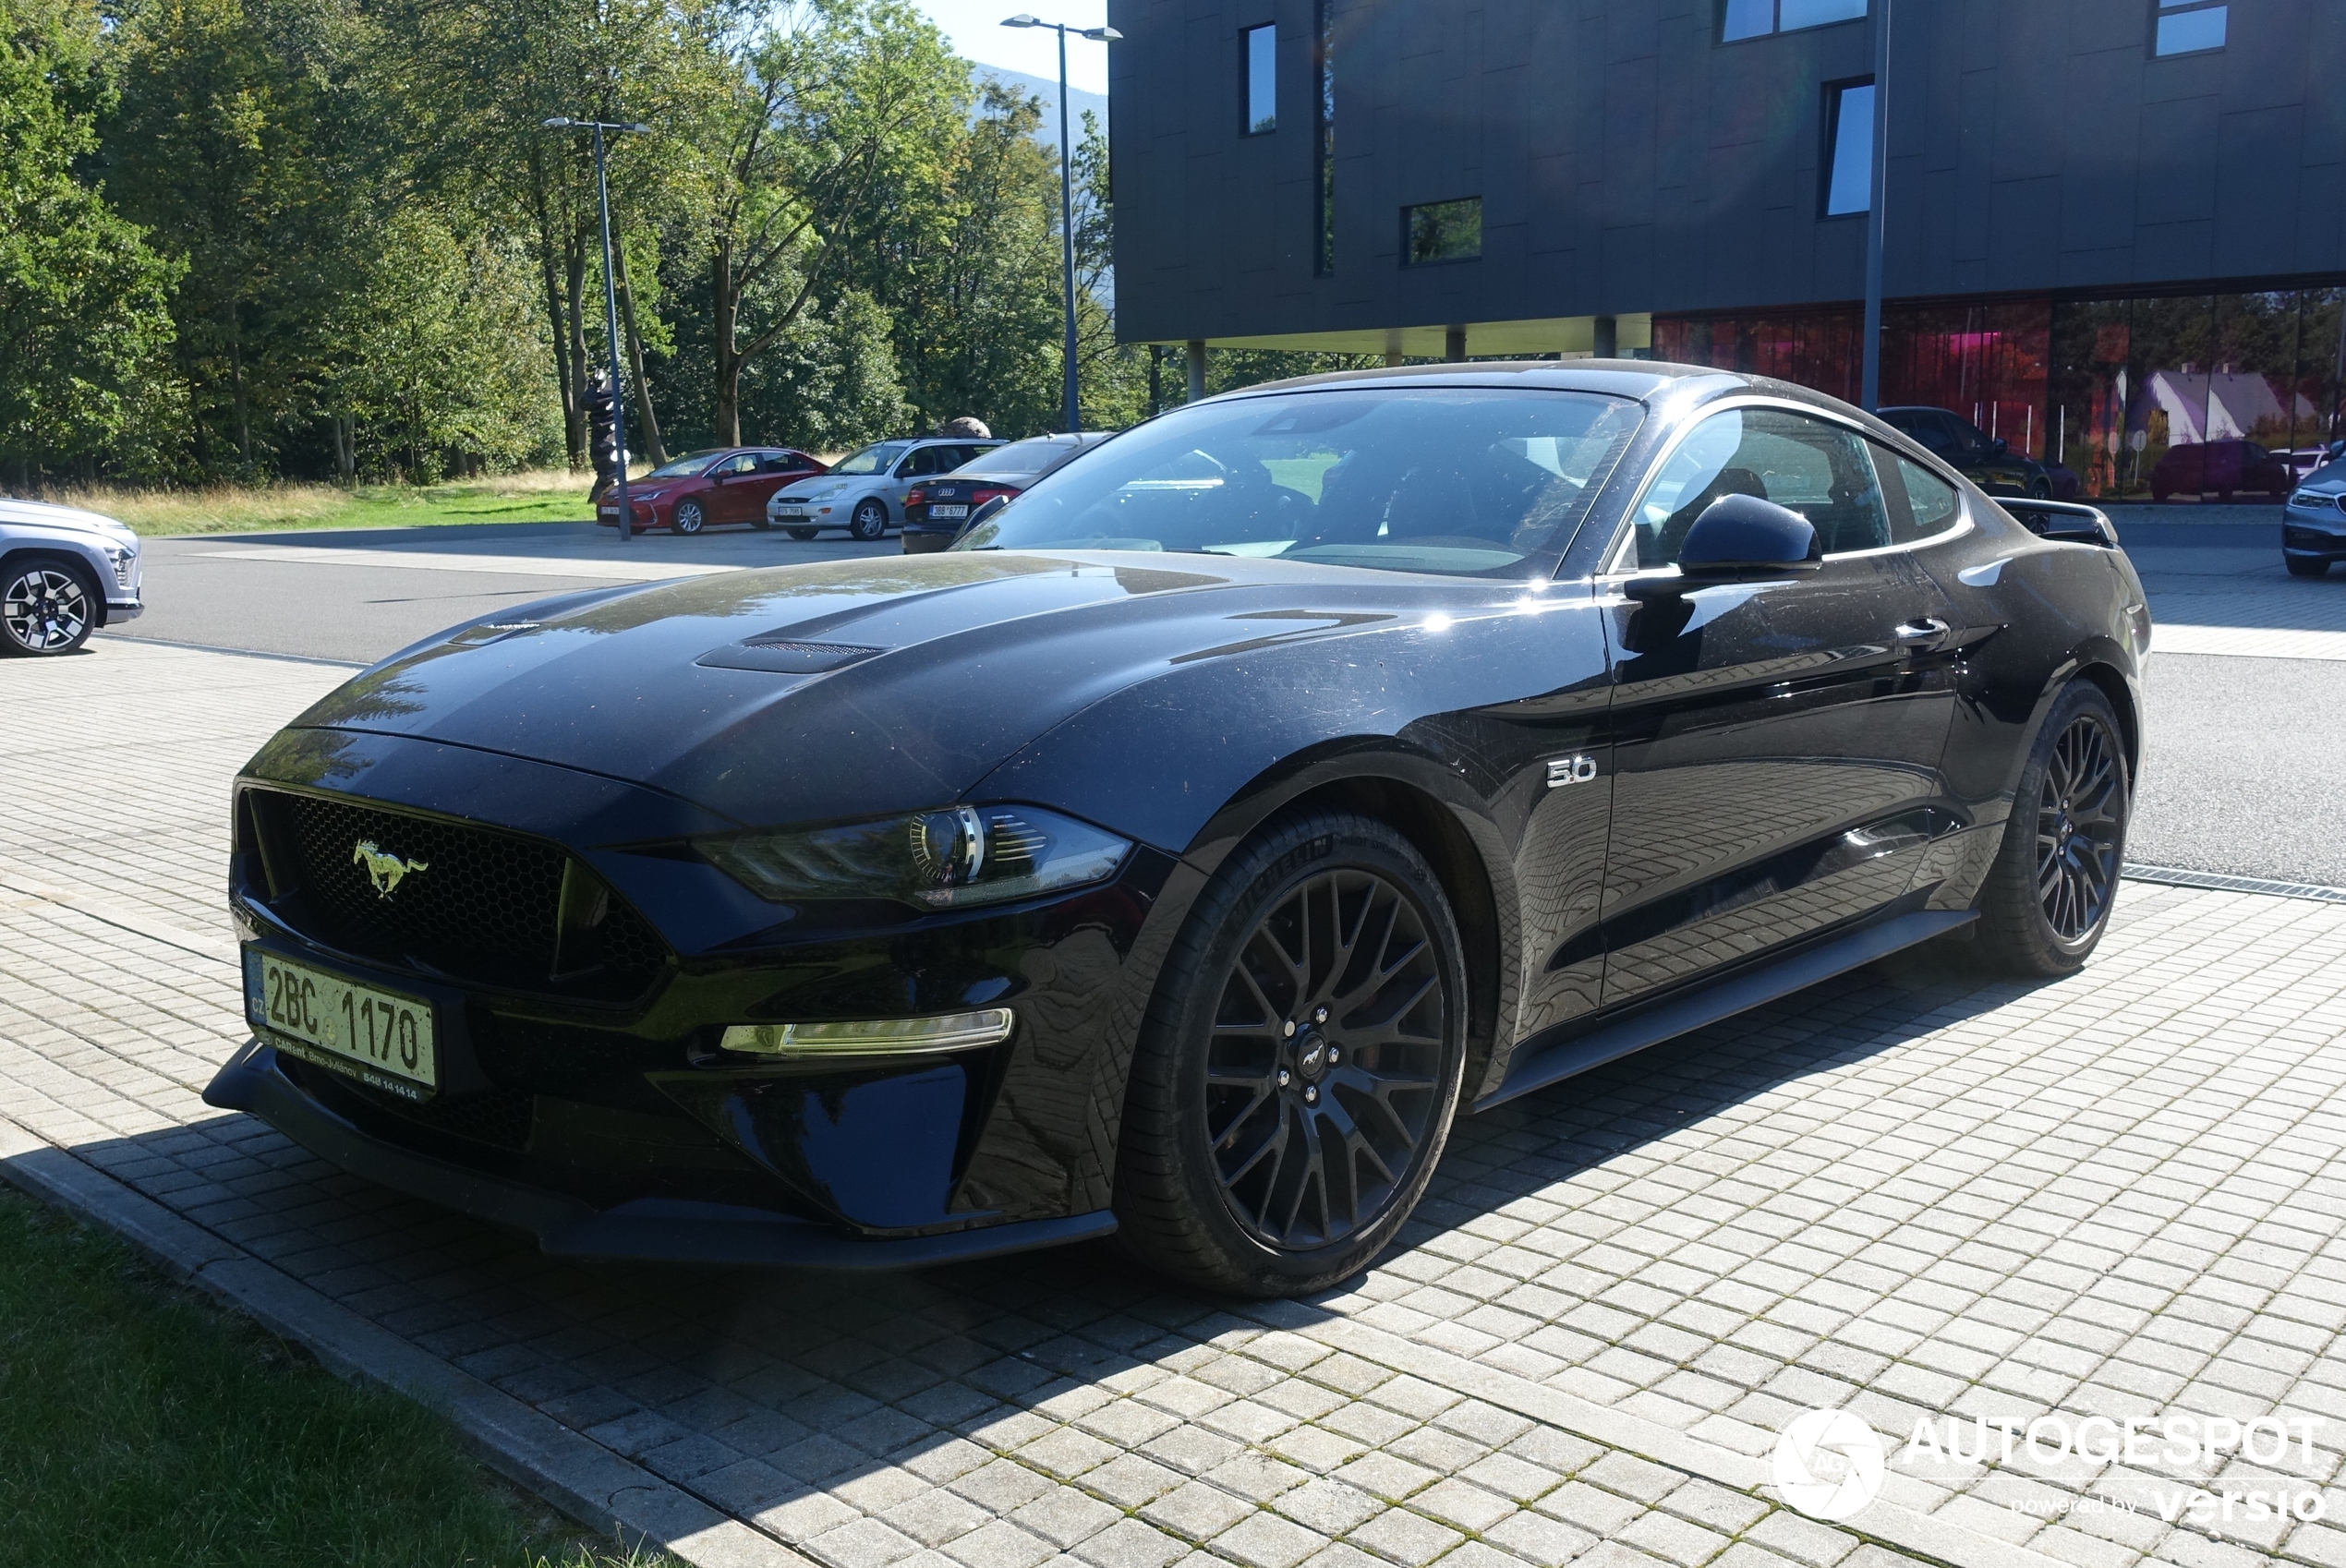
top-left (353, 840), bottom-right (428, 899)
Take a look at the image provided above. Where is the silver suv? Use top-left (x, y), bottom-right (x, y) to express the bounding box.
top-left (1, 497), bottom-right (144, 656)
top-left (768, 437), bottom-right (1004, 540)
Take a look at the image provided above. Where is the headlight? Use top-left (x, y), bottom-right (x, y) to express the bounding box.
top-left (699, 804), bottom-right (1131, 910)
top-left (103, 544), bottom-right (137, 590)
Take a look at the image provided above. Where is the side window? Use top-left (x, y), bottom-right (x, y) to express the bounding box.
top-left (1880, 446), bottom-right (1961, 543)
top-left (757, 451), bottom-right (799, 472)
top-left (711, 453), bottom-right (756, 477)
top-left (1626, 408), bottom-right (1891, 568)
top-left (900, 446), bottom-right (943, 477)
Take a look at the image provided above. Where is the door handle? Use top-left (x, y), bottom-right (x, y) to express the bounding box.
top-left (1894, 617), bottom-right (1952, 654)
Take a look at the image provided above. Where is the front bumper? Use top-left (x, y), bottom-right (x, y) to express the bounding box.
top-left (105, 597), bottom-right (143, 622)
top-left (2283, 513), bottom-right (2346, 561)
top-left (218, 740), bottom-right (1187, 1265)
top-left (203, 1043), bottom-right (1115, 1266)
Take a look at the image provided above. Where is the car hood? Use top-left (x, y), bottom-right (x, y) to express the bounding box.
top-left (279, 551), bottom-right (1487, 832)
top-left (0, 497), bottom-right (136, 539)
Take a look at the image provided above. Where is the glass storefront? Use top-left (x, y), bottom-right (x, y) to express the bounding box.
top-left (2049, 289), bottom-right (2344, 500)
top-left (1653, 284), bottom-right (2346, 501)
top-left (1652, 300), bottom-right (2052, 456)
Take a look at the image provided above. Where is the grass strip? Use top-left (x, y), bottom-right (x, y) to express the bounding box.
top-left (0, 1185), bottom-right (677, 1567)
top-left (31, 471), bottom-right (603, 537)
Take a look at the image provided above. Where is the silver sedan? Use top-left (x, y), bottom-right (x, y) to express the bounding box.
top-left (767, 437), bottom-right (1004, 540)
top-left (1, 497), bottom-right (144, 656)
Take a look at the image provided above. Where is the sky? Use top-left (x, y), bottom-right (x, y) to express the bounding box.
top-left (910, 0), bottom-right (1112, 95)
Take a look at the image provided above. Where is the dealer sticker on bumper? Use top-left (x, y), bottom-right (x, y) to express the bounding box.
top-left (243, 948), bottom-right (438, 1098)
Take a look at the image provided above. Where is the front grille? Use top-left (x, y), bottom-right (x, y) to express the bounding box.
top-left (250, 790), bottom-right (667, 999)
top-left (2286, 525), bottom-right (2343, 551)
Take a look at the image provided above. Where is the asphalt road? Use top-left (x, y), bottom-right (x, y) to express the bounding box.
top-left (93, 509), bottom-right (2346, 887)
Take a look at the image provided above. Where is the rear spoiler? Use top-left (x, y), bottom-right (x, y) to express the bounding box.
top-left (1999, 498), bottom-right (2119, 548)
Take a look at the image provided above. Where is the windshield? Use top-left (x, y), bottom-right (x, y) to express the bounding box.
top-left (831, 441), bottom-right (911, 476)
top-left (957, 388), bottom-right (1642, 577)
top-left (645, 450), bottom-right (727, 479)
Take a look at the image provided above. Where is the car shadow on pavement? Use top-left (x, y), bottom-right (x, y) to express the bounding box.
top-left (30, 938), bottom-right (2059, 1550)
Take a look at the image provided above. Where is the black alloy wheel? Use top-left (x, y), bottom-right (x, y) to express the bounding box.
top-left (1, 559), bottom-right (97, 657)
top-left (1207, 869), bottom-right (1448, 1250)
top-left (1973, 680), bottom-right (2130, 975)
top-left (2027, 477), bottom-right (2052, 501)
top-left (849, 499), bottom-right (888, 541)
top-left (2036, 713), bottom-right (2122, 941)
top-left (673, 499), bottom-right (707, 535)
top-left (1116, 811), bottom-right (1467, 1297)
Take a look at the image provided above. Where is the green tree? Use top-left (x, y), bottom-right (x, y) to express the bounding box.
top-left (0, 0), bottom-right (179, 483)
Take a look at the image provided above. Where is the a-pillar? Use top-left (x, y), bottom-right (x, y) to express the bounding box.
top-left (1185, 340), bottom-right (1206, 403)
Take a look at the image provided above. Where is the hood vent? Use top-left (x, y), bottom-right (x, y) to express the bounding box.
top-left (696, 637), bottom-right (889, 675)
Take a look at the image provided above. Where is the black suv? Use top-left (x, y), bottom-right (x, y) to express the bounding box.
top-left (1879, 406), bottom-right (2051, 498)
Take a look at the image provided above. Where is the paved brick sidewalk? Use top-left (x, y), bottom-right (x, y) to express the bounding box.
top-left (5, 640), bottom-right (2345, 1568)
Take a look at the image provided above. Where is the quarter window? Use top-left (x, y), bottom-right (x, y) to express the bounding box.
top-left (2153, 0), bottom-right (2226, 54)
top-left (1887, 452), bottom-right (1961, 542)
top-left (1722, 0), bottom-right (1867, 42)
top-left (1626, 408), bottom-right (1892, 568)
top-left (1402, 198), bottom-right (1481, 266)
top-left (1822, 80), bottom-right (1874, 217)
top-left (1241, 24), bottom-right (1276, 134)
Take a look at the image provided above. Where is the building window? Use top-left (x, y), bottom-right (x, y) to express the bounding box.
top-left (1722, 0), bottom-right (1867, 42)
top-left (1402, 198), bottom-right (1481, 266)
top-left (1241, 24), bottom-right (1276, 134)
top-left (1313, 0), bottom-right (1335, 274)
top-left (1822, 78), bottom-right (1875, 217)
top-left (2153, 0), bottom-right (2226, 54)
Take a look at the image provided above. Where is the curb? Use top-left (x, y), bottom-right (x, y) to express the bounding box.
top-left (0, 1114), bottom-right (811, 1568)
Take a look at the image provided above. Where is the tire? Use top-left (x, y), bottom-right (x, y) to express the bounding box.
top-left (2286, 556), bottom-right (2330, 579)
top-left (785, 527), bottom-right (818, 541)
top-left (1115, 810), bottom-right (1469, 1297)
top-left (2027, 478), bottom-right (2052, 501)
top-left (849, 500), bottom-right (888, 541)
top-left (1, 556), bottom-right (100, 657)
top-left (1973, 681), bottom-right (2130, 976)
top-left (673, 500), bottom-right (707, 536)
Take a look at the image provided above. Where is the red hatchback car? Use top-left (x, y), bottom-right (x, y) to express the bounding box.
top-left (2147, 439), bottom-right (2292, 502)
top-left (596, 447), bottom-right (828, 535)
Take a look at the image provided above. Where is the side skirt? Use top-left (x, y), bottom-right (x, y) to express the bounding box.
top-left (1471, 908), bottom-right (1977, 1113)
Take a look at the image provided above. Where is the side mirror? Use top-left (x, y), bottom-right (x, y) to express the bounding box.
top-left (957, 494), bottom-right (1011, 540)
top-left (1626, 494), bottom-right (1820, 600)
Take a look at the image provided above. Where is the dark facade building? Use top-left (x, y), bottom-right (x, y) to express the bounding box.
top-left (1106, 0), bottom-right (2346, 500)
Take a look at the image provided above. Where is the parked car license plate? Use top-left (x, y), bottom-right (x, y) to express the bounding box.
top-left (930, 504), bottom-right (967, 519)
top-left (773, 509), bottom-right (809, 521)
top-left (244, 949), bottom-right (438, 1097)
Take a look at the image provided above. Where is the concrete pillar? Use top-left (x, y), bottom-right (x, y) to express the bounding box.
top-left (1445, 325), bottom-right (1467, 362)
top-left (1185, 340), bottom-right (1206, 403)
top-left (1592, 316), bottom-right (1617, 358)
top-left (1385, 328), bottom-right (1405, 367)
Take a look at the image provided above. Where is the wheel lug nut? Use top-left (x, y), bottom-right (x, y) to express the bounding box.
top-left (1327, 1047), bottom-right (1339, 1063)
top-left (1281, 1020), bottom-right (1295, 1038)
top-left (1277, 1068), bottom-right (1291, 1086)
top-left (1314, 1006), bottom-right (1328, 1024)
top-left (1304, 1086), bottom-right (1319, 1104)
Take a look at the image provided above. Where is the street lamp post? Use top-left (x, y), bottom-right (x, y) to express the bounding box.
top-left (543, 115), bottom-right (650, 538)
top-left (1002, 14), bottom-right (1121, 436)
top-left (1859, 0), bottom-right (1892, 412)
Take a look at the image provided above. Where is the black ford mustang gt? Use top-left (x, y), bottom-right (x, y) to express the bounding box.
top-left (207, 363), bottom-right (2150, 1297)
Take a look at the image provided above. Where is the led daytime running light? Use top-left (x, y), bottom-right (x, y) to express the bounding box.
top-left (720, 1008), bottom-right (1014, 1057)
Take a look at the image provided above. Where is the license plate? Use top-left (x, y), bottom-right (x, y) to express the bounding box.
top-left (244, 949), bottom-right (438, 1098)
top-left (930, 505), bottom-right (967, 519)
top-left (774, 508), bottom-right (809, 521)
